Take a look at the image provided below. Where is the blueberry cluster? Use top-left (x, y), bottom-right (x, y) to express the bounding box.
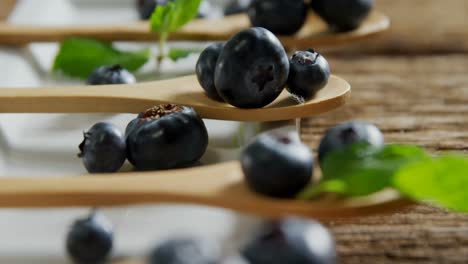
top-left (67, 211), bottom-right (336, 264)
top-left (241, 121), bottom-right (384, 198)
top-left (249, 0), bottom-right (374, 34)
top-left (196, 27), bottom-right (331, 108)
top-left (78, 104), bottom-right (208, 173)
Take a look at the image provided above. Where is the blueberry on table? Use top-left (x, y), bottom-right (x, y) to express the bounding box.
top-left (224, 0), bottom-right (252, 16)
top-left (318, 121), bottom-right (384, 162)
top-left (248, 0), bottom-right (307, 35)
top-left (287, 49), bottom-right (330, 101)
top-left (78, 122), bottom-right (127, 173)
top-left (126, 104), bottom-right (209, 171)
top-left (242, 217), bottom-right (336, 264)
top-left (87, 65), bottom-right (136, 85)
top-left (241, 132), bottom-right (313, 198)
top-left (136, 0), bottom-right (169, 20)
top-left (311, 0), bottom-right (374, 32)
top-left (66, 211), bottom-right (114, 264)
top-left (196, 43), bottom-right (225, 100)
top-left (148, 238), bottom-right (221, 264)
top-left (214, 27), bottom-right (289, 108)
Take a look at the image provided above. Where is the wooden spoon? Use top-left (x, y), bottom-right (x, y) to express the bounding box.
top-left (0, 75), bottom-right (350, 122)
top-left (0, 10), bottom-right (389, 47)
top-left (0, 161), bottom-right (413, 219)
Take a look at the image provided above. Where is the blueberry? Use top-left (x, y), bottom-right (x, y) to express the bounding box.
top-left (126, 104), bottom-right (208, 171)
top-left (224, 0), bottom-right (252, 16)
top-left (136, 0), bottom-right (169, 20)
top-left (78, 122), bottom-right (126, 173)
top-left (311, 0), bottom-right (374, 31)
top-left (318, 121), bottom-right (384, 162)
top-left (196, 43), bottom-right (225, 100)
top-left (248, 0), bottom-right (307, 35)
top-left (66, 211), bottom-right (113, 264)
top-left (242, 217), bottom-right (336, 264)
top-left (214, 27), bottom-right (289, 108)
top-left (148, 238), bottom-right (221, 264)
top-left (287, 49), bottom-right (330, 101)
top-left (241, 132), bottom-right (313, 198)
top-left (87, 65), bottom-right (136, 85)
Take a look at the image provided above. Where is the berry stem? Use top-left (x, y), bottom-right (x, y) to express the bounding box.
top-left (157, 32), bottom-right (169, 70)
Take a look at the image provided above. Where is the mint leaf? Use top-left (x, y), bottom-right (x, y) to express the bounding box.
top-left (300, 144), bottom-right (431, 199)
top-left (150, 0), bottom-right (202, 34)
top-left (53, 38), bottom-right (150, 79)
top-left (394, 156), bottom-right (468, 212)
top-left (150, 0), bottom-right (202, 65)
top-left (168, 48), bottom-right (201, 61)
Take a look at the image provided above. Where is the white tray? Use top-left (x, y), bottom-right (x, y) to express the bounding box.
top-left (0, 0), bottom-right (264, 262)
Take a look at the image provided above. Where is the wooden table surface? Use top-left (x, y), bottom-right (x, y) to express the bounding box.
top-left (2, 0), bottom-right (468, 263)
top-left (300, 2), bottom-right (468, 263)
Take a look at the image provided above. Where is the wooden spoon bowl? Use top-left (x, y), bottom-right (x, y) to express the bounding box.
top-left (0, 161), bottom-right (413, 219)
top-left (0, 10), bottom-right (390, 47)
top-left (0, 74), bottom-right (350, 121)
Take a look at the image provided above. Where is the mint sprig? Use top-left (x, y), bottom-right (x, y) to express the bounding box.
top-left (150, 0), bottom-right (202, 65)
top-left (299, 143), bottom-right (468, 213)
top-left (53, 38), bottom-right (150, 79)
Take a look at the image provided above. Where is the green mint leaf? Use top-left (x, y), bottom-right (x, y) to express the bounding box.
top-left (168, 48), bottom-right (201, 61)
top-left (301, 144), bottom-right (431, 198)
top-left (53, 38), bottom-right (150, 79)
top-left (394, 155), bottom-right (468, 212)
top-left (150, 0), bottom-right (202, 34)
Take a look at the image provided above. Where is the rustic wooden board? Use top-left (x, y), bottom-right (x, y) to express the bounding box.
top-left (326, 0), bottom-right (468, 53)
top-left (300, 54), bottom-right (468, 263)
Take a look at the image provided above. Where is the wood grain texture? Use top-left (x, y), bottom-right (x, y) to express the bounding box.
top-left (327, 0), bottom-right (468, 53)
top-left (300, 54), bottom-right (468, 263)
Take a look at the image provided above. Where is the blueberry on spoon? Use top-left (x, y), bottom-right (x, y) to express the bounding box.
top-left (196, 43), bottom-right (225, 100)
top-left (215, 27), bottom-right (289, 108)
top-left (311, 0), bottom-right (374, 31)
top-left (126, 104), bottom-right (208, 171)
top-left (242, 217), bottom-right (336, 264)
top-left (318, 121), bottom-right (384, 162)
top-left (148, 238), bottom-right (221, 264)
top-left (287, 49), bottom-right (330, 101)
top-left (248, 0), bottom-right (307, 35)
top-left (241, 132), bottom-right (313, 198)
top-left (66, 211), bottom-right (113, 264)
top-left (87, 65), bottom-right (136, 85)
top-left (79, 122), bottom-right (127, 173)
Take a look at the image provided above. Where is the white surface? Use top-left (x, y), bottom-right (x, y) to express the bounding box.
top-left (0, 0), bottom-right (264, 263)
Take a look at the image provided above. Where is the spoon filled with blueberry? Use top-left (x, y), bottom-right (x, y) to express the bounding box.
top-left (0, 28), bottom-right (350, 122)
top-left (0, 0), bottom-right (389, 48)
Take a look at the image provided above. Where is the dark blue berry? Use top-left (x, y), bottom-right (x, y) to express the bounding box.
top-left (87, 65), bottom-right (136, 85)
top-left (136, 0), bottom-right (169, 20)
top-left (287, 49), bottom-right (330, 101)
top-left (241, 132), bottom-right (313, 198)
top-left (248, 0), bottom-right (307, 35)
top-left (311, 0), bottom-right (374, 32)
top-left (66, 212), bottom-right (114, 264)
top-left (78, 122), bottom-right (126, 173)
top-left (224, 0), bottom-right (252, 16)
top-left (214, 27), bottom-right (289, 108)
top-left (318, 121), bottom-right (384, 162)
top-left (148, 238), bottom-right (221, 264)
top-left (242, 217), bottom-right (336, 264)
top-left (196, 43), bottom-right (225, 100)
top-left (126, 104), bottom-right (208, 171)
